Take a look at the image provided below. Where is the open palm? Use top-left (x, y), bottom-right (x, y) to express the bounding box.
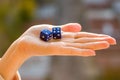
top-left (17, 23), bottom-right (116, 57)
top-left (0, 23), bottom-right (116, 80)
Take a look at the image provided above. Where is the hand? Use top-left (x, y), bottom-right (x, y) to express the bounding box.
top-left (0, 23), bottom-right (116, 80)
top-left (15, 23), bottom-right (116, 57)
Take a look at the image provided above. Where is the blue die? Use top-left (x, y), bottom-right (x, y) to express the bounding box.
top-left (40, 29), bottom-right (52, 41)
top-left (52, 27), bottom-right (61, 39)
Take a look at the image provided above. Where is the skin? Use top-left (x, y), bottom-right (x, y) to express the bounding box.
top-left (0, 23), bottom-right (116, 80)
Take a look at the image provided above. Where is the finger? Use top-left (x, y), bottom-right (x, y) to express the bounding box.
top-left (62, 32), bottom-right (75, 38)
top-left (105, 36), bottom-right (116, 45)
top-left (53, 46), bottom-right (95, 57)
top-left (74, 32), bottom-right (110, 38)
top-left (73, 37), bottom-right (116, 45)
top-left (44, 42), bottom-right (95, 56)
top-left (61, 23), bottom-right (82, 32)
top-left (65, 41), bottom-right (110, 50)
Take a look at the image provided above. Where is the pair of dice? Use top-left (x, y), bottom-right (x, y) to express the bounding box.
top-left (40, 27), bottom-right (61, 41)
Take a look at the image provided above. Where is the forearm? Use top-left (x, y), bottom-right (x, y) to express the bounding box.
top-left (0, 40), bottom-right (30, 80)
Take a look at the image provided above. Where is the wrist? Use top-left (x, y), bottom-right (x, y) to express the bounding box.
top-left (0, 39), bottom-right (30, 80)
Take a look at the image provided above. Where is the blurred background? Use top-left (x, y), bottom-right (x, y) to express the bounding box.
top-left (0, 0), bottom-right (120, 80)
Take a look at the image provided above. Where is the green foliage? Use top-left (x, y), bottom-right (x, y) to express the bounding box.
top-left (0, 0), bottom-right (36, 57)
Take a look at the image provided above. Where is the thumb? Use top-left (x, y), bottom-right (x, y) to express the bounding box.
top-left (61, 23), bottom-right (82, 32)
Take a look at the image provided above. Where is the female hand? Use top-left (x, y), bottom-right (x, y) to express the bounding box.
top-left (0, 23), bottom-right (116, 80)
top-left (15, 23), bottom-right (116, 57)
